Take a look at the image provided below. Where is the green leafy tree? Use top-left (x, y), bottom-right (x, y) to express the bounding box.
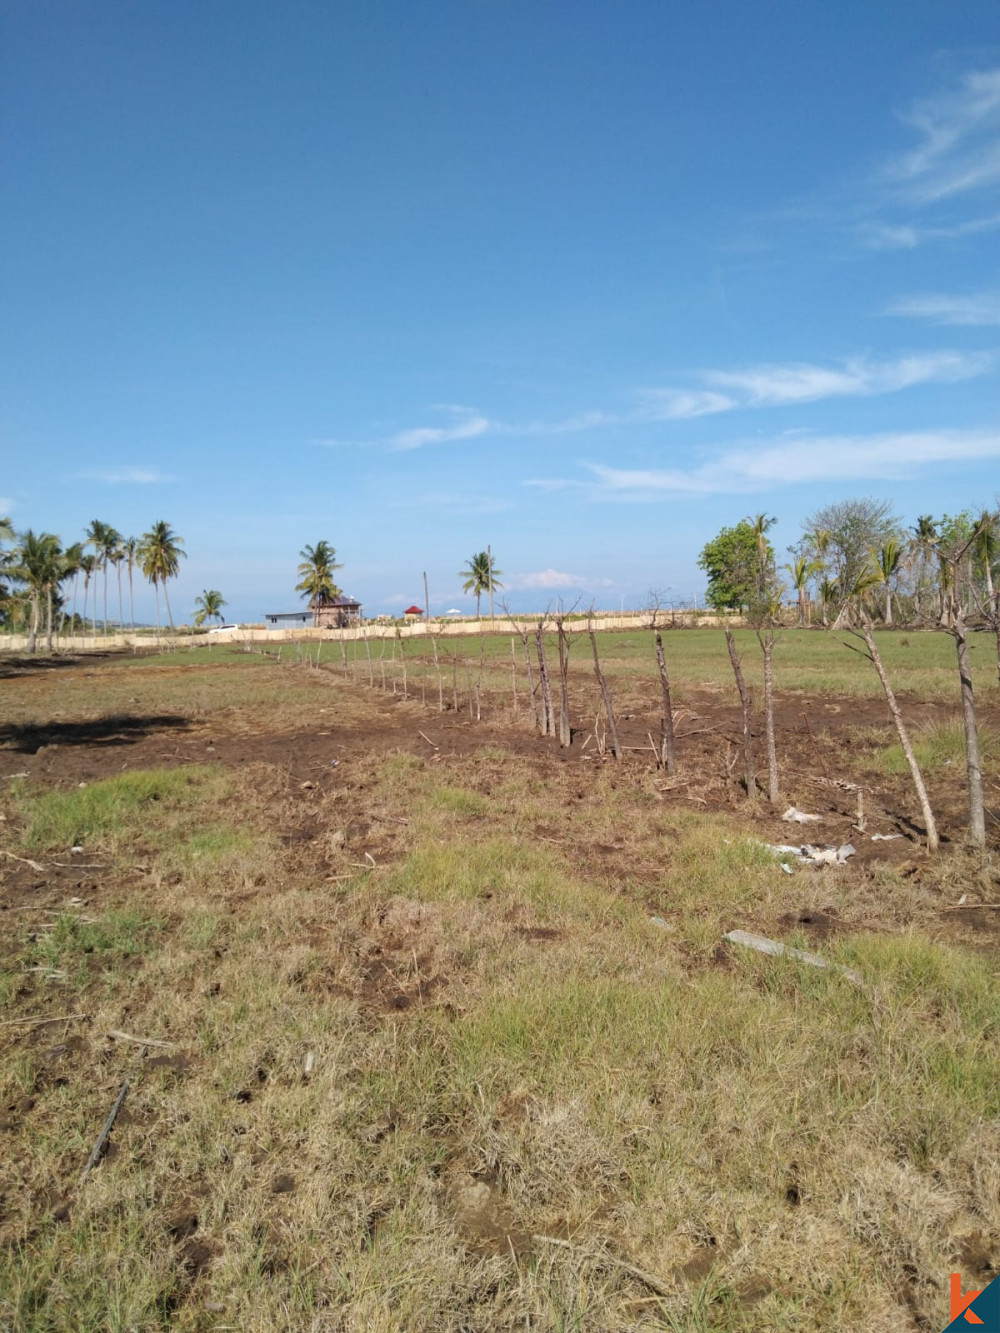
top-left (194, 589), bottom-right (227, 626)
top-left (138, 521), bottom-right (186, 634)
top-left (296, 541), bottom-right (343, 624)
top-left (459, 551), bottom-right (503, 619)
top-left (697, 520), bottom-right (774, 612)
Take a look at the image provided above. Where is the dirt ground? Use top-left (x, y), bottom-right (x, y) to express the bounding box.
top-left (2, 652), bottom-right (997, 950)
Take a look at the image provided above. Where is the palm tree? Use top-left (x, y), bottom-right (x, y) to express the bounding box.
top-left (123, 537), bottom-right (139, 631)
top-left (108, 536), bottom-right (125, 629)
top-left (908, 516), bottom-right (939, 620)
top-left (818, 577), bottom-right (837, 628)
top-left (194, 590), bottom-right (227, 626)
top-left (874, 539), bottom-right (903, 627)
top-left (85, 520), bottom-right (111, 633)
top-left (79, 554), bottom-right (97, 633)
top-left (138, 521), bottom-right (185, 634)
top-left (784, 557), bottom-right (822, 627)
top-left (60, 542), bottom-right (84, 637)
top-left (296, 541), bottom-right (343, 625)
top-left (972, 509), bottom-right (999, 611)
top-left (459, 550), bottom-right (504, 619)
top-left (13, 531), bottom-right (62, 652)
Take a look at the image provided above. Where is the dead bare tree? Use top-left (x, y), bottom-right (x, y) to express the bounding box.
top-left (588, 614), bottom-right (621, 759)
top-left (646, 593), bottom-right (676, 775)
top-left (724, 625), bottom-right (757, 799)
top-left (502, 602), bottom-right (539, 731)
top-left (535, 618), bottom-right (555, 737)
top-left (846, 616), bottom-right (939, 852)
top-left (936, 515), bottom-right (996, 850)
top-left (553, 601), bottom-right (581, 748)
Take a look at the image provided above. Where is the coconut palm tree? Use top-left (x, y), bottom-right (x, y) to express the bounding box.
top-left (784, 557), bottom-right (822, 627)
top-left (85, 520), bottom-right (110, 633)
top-left (78, 553), bottom-right (97, 633)
top-left (194, 590), bottom-right (227, 626)
top-left (296, 541), bottom-right (343, 624)
top-left (459, 551), bottom-right (504, 619)
top-left (874, 539), bottom-right (904, 627)
top-left (908, 516), bottom-right (939, 620)
top-left (123, 536), bottom-right (139, 631)
top-left (138, 521), bottom-right (186, 634)
top-left (972, 509), bottom-right (999, 611)
top-left (13, 531), bottom-right (62, 652)
top-left (60, 542), bottom-right (84, 637)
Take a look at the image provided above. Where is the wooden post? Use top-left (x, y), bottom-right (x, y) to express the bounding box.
top-left (556, 615), bottom-right (571, 747)
top-left (535, 622), bottom-right (554, 736)
top-left (724, 625), bottom-right (757, 798)
top-left (653, 630), bottom-right (676, 776)
top-left (589, 626), bottom-right (621, 759)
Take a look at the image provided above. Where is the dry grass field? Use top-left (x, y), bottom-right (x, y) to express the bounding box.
top-left (1, 631), bottom-right (999, 1331)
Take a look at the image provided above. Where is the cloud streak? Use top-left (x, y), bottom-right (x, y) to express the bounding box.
top-left (526, 428), bottom-right (1000, 499)
top-left (883, 292), bottom-right (1000, 327)
top-left (892, 67), bottom-right (1000, 205)
top-left (390, 405), bottom-right (492, 450)
top-left (508, 568), bottom-right (613, 591)
top-left (83, 467), bottom-right (174, 484)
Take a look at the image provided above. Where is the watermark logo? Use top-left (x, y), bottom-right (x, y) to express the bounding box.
top-left (944, 1272), bottom-right (1000, 1329)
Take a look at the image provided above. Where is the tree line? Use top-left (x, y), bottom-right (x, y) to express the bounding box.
top-left (0, 518), bottom-right (185, 650)
top-left (696, 497), bottom-right (999, 851)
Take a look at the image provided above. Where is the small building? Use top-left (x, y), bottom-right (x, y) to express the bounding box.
top-left (403, 604), bottom-right (424, 619)
top-left (264, 611), bottom-right (312, 630)
top-left (311, 595), bottom-right (363, 628)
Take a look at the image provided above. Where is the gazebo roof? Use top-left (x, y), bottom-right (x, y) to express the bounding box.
top-left (403, 605), bottom-right (424, 615)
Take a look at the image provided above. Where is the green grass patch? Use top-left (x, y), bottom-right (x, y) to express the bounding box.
top-left (871, 719), bottom-right (1000, 775)
top-left (16, 766), bottom-right (229, 851)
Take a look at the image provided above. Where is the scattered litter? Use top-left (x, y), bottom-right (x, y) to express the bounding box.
top-left (329, 760), bottom-right (339, 768)
top-left (1, 772), bottom-right (29, 781)
top-left (957, 893), bottom-right (968, 906)
top-left (67, 897), bottom-right (86, 908)
top-left (779, 863), bottom-right (794, 875)
top-left (300, 781), bottom-right (315, 791)
top-left (78, 782), bottom-right (87, 789)
top-left (70, 845), bottom-right (84, 855)
top-left (782, 807), bottom-right (823, 825)
top-left (724, 929), bottom-right (862, 985)
top-left (871, 833), bottom-right (903, 842)
top-left (649, 916), bottom-right (675, 931)
top-left (761, 841), bottom-right (856, 868)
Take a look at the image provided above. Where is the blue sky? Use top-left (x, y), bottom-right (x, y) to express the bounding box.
top-left (3, 0), bottom-right (998, 621)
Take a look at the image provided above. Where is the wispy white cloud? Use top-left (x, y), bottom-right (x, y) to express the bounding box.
top-left (390, 405), bottom-right (492, 450)
top-left (508, 568), bottom-right (613, 591)
top-left (883, 292), bottom-right (1000, 327)
top-left (891, 67), bottom-right (1000, 204)
top-left (525, 428), bottom-right (1000, 499)
top-left (630, 352), bottom-right (992, 421)
top-left (859, 211), bottom-right (1000, 250)
top-left (83, 467), bottom-right (174, 484)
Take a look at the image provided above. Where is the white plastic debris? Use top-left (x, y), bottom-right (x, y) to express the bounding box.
top-left (870, 833), bottom-right (903, 842)
top-left (782, 807), bottom-right (823, 824)
top-left (70, 845), bottom-right (84, 855)
top-left (761, 841), bottom-right (855, 868)
top-left (724, 929), bottom-right (862, 985)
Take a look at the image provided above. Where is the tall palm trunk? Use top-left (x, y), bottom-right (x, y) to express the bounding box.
top-left (951, 607), bottom-right (986, 850)
top-left (27, 591), bottom-right (39, 653)
top-left (72, 575), bottom-right (79, 637)
top-left (116, 564), bottom-right (123, 630)
top-left (884, 581), bottom-right (893, 627)
top-left (797, 586), bottom-right (806, 628)
top-left (102, 562), bottom-right (108, 634)
top-left (45, 585), bottom-right (54, 651)
top-left (861, 624), bottom-right (938, 852)
top-left (152, 578), bottom-right (162, 638)
top-left (163, 580), bottom-right (175, 633)
top-left (128, 564), bottom-right (135, 632)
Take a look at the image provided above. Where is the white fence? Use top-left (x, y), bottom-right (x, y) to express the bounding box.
top-left (0, 610), bottom-right (740, 654)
